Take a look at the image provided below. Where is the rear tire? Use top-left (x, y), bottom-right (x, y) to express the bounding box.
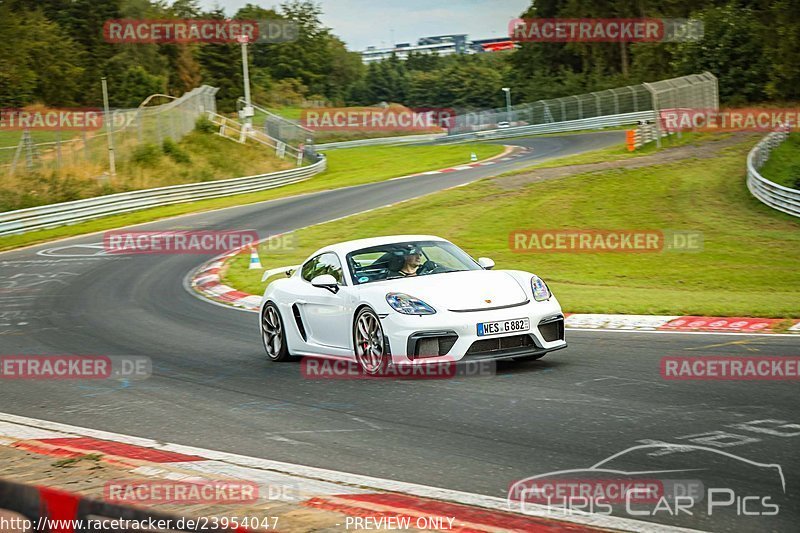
top-left (261, 302), bottom-right (291, 362)
top-left (353, 307), bottom-right (390, 375)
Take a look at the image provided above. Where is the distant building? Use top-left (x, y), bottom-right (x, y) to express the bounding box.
top-left (360, 34), bottom-right (514, 64)
top-left (469, 37), bottom-right (516, 53)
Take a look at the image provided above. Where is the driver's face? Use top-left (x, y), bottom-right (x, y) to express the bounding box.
top-left (406, 253), bottom-right (422, 267)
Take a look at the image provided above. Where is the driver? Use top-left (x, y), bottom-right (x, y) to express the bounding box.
top-left (390, 246), bottom-right (424, 277)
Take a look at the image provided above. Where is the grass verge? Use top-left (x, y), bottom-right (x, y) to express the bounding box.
top-left (758, 133), bottom-right (800, 189)
top-left (0, 143), bottom-right (502, 252)
top-left (502, 132), bottom-right (730, 174)
top-left (223, 137), bottom-right (800, 317)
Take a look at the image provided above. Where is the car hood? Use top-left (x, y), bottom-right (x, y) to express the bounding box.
top-left (368, 270), bottom-right (529, 312)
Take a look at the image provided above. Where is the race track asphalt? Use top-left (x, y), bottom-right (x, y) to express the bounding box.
top-left (1, 131), bottom-right (798, 532)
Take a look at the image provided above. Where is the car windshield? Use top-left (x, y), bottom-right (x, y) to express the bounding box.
top-left (346, 240), bottom-right (482, 285)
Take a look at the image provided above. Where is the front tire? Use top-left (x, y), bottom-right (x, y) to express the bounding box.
top-left (261, 302), bottom-right (291, 362)
top-left (353, 307), bottom-right (390, 375)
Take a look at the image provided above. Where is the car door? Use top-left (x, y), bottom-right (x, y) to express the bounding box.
top-left (296, 252), bottom-right (354, 350)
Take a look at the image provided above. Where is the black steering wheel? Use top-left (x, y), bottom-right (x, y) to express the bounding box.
top-left (417, 260), bottom-right (439, 275)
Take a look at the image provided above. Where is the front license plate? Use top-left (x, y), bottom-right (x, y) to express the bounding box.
top-left (477, 317), bottom-right (530, 336)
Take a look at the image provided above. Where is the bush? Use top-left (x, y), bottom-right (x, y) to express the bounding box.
top-left (131, 143), bottom-right (161, 166)
top-left (162, 138), bottom-right (190, 163)
top-left (790, 164), bottom-right (800, 190)
top-left (195, 116), bottom-right (216, 134)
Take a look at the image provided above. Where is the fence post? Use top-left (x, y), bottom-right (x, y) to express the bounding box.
top-left (101, 76), bottom-right (116, 176)
top-left (642, 82), bottom-right (661, 148)
top-left (9, 131), bottom-right (25, 175)
top-left (56, 131), bottom-right (62, 172)
top-left (24, 130), bottom-right (34, 172)
top-left (592, 92), bottom-right (602, 117)
top-left (629, 86), bottom-right (638, 112)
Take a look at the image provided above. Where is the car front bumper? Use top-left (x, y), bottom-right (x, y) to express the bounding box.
top-left (380, 299), bottom-right (567, 363)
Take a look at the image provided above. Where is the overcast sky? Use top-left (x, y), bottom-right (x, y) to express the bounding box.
top-left (197, 0), bottom-right (531, 50)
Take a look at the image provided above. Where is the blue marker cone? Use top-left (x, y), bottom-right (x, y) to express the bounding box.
top-left (248, 246), bottom-right (262, 270)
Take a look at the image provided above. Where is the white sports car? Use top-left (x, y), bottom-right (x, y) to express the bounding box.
top-left (259, 235), bottom-right (566, 374)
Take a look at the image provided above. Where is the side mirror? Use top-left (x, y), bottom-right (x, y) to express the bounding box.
top-left (477, 257), bottom-right (495, 270)
top-left (311, 274), bottom-right (339, 294)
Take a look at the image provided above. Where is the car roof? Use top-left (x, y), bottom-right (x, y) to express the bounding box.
top-left (314, 235), bottom-right (449, 256)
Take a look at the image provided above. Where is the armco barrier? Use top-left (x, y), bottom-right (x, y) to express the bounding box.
top-left (314, 132), bottom-right (446, 150)
top-left (441, 111), bottom-right (656, 143)
top-left (0, 477), bottom-right (232, 533)
top-left (747, 129), bottom-right (800, 218)
top-left (0, 156), bottom-right (326, 237)
top-left (315, 111), bottom-right (654, 150)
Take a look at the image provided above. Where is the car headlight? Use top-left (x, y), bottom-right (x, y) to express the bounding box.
top-left (531, 276), bottom-right (551, 302)
top-left (386, 293), bottom-right (436, 315)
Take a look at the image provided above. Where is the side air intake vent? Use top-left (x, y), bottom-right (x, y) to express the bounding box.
top-left (292, 304), bottom-right (307, 341)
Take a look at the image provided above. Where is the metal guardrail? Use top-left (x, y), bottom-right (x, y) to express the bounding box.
top-left (315, 112), bottom-right (653, 150)
top-left (440, 111), bottom-right (656, 142)
top-left (315, 133), bottom-right (446, 150)
top-left (747, 129), bottom-right (800, 218)
top-left (0, 156), bottom-right (326, 237)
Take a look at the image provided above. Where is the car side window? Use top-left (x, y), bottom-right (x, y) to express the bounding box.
top-left (316, 253), bottom-right (344, 284)
top-left (301, 253), bottom-right (344, 284)
top-left (301, 256), bottom-right (321, 281)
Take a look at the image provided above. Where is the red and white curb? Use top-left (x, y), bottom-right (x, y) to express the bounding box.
top-left (563, 314), bottom-right (800, 335)
top-left (190, 253), bottom-right (262, 311)
top-left (422, 146), bottom-right (528, 174)
top-left (0, 413), bottom-right (702, 533)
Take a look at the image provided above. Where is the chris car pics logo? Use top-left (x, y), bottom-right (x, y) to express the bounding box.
top-left (508, 443), bottom-right (785, 518)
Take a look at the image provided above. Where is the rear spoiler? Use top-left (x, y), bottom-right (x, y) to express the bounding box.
top-left (262, 265), bottom-right (300, 282)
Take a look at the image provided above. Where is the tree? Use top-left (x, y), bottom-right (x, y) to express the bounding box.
top-left (672, 3), bottom-right (770, 103)
top-left (0, 6), bottom-right (37, 106)
top-left (112, 66), bottom-right (166, 107)
top-left (765, 0), bottom-right (800, 100)
top-left (23, 9), bottom-right (85, 106)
